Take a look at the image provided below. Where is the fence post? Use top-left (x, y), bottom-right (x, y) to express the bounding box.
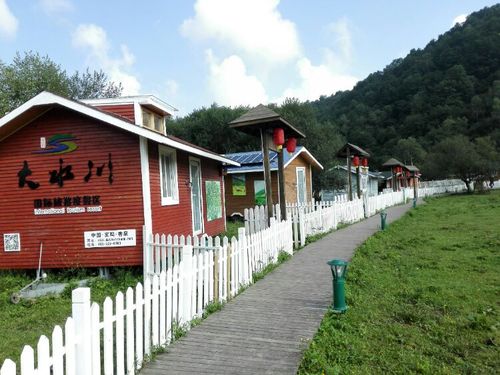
top-left (180, 245), bottom-right (193, 326)
top-left (238, 227), bottom-right (249, 285)
top-left (0, 359), bottom-right (16, 375)
top-left (363, 194), bottom-right (369, 218)
top-left (72, 288), bottom-right (92, 375)
top-left (299, 208), bottom-right (306, 247)
top-left (143, 225), bottom-right (151, 280)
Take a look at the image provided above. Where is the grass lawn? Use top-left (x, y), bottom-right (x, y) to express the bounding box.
top-left (0, 267), bottom-right (141, 365)
top-left (299, 191), bottom-right (500, 374)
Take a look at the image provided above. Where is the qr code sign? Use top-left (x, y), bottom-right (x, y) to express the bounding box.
top-left (4, 233), bottom-right (20, 252)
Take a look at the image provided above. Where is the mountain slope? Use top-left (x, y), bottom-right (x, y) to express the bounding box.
top-left (311, 4), bottom-right (500, 166)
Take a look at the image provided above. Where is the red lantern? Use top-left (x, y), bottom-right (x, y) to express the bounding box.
top-left (285, 137), bottom-right (297, 153)
top-left (362, 158), bottom-right (368, 167)
top-left (273, 128), bottom-right (285, 149)
top-left (406, 171), bottom-right (410, 178)
top-left (352, 156), bottom-right (360, 167)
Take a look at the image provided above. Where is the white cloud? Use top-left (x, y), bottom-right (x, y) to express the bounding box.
top-left (181, 0), bottom-right (300, 65)
top-left (452, 14), bottom-right (467, 26)
top-left (0, 0), bottom-right (18, 39)
top-left (72, 24), bottom-right (140, 95)
top-left (165, 79), bottom-right (179, 97)
top-left (277, 17), bottom-right (358, 103)
top-left (279, 57), bottom-right (358, 102)
top-left (39, 0), bottom-right (73, 15)
top-left (206, 50), bottom-right (268, 107)
top-left (327, 18), bottom-right (352, 62)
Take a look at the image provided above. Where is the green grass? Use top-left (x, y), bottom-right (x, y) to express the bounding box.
top-left (219, 220), bottom-right (245, 239)
top-left (252, 251), bottom-right (292, 283)
top-left (299, 191), bottom-right (500, 374)
top-left (0, 267), bottom-right (141, 364)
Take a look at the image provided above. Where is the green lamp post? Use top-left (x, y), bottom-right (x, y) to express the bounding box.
top-left (327, 259), bottom-right (348, 313)
top-left (413, 198), bottom-right (417, 208)
top-left (380, 211), bottom-right (387, 230)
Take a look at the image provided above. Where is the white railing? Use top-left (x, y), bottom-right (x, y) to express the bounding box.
top-left (0, 180), bottom-right (467, 374)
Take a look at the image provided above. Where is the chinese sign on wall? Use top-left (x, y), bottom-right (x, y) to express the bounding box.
top-left (232, 174), bottom-right (246, 195)
top-left (254, 180), bottom-right (266, 206)
top-left (205, 180), bottom-right (222, 221)
top-left (84, 229), bottom-right (136, 248)
top-left (18, 153), bottom-right (113, 190)
top-left (17, 146), bottom-right (114, 215)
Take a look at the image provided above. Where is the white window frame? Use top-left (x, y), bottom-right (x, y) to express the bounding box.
top-left (143, 108), bottom-right (166, 134)
top-left (159, 145), bottom-right (179, 206)
top-left (189, 156), bottom-right (205, 235)
top-left (296, 167), bottom-right (307, 204)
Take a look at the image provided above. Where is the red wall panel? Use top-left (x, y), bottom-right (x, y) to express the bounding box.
top-left (149, 143), bottom-right (225, 237)
top-left (0, 108), bottom-right (144, 269)
top-left (93, 104), bottom-right (136, 122)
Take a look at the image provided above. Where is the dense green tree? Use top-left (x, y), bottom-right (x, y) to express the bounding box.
top-left (393, 137), bottom-right (427, 166)
top-left (168, 104), bottom-right (257, 154)
top-left (423, 135), bottom-right (499, 192)
top-left (0, 52), bottom-right (122, 116)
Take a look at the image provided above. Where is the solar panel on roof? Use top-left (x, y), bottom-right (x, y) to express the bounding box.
top-left (225, 150), bottom-right (280, 166)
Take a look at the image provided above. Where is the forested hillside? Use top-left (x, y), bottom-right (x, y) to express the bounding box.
top-left (170, 4), bottom-right (500, 190)
top-left (312, 4), bottom-right (499, 166)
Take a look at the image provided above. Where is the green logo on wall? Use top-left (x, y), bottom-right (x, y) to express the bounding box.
top-left (34, 134), bottom-right (78, 155)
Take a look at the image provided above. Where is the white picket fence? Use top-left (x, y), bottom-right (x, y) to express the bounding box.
top-left (1, 217), bottom-right (293, 375)
top-left (244, 181), bottom-right (469, 248)
top-left (243, 204), bottom-right (281, 235)
top-left (0, 180), bottom-right (467, 375)
top-left (144, 217), bottom-right (293, 293)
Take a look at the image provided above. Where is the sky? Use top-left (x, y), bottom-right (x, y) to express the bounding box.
top-left (0, 0), bottom-right (498, 116)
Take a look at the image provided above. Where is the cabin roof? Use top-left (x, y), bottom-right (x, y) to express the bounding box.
top-left (223, 146), bottom-right (323, 173)
top-left (0, 91), bottom-right (239, 166)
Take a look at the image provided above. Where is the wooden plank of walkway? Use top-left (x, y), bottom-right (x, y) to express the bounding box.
top-left (141, 203), bottom-right (413, 375)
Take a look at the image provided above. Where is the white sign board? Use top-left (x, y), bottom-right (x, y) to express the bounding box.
top-left (84, 229), bottom-right (136, 248)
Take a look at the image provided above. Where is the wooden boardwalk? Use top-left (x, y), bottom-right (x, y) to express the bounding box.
top-left (141, 203), bottom-right (413, 375)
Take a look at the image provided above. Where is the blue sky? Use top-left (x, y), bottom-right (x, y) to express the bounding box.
top-left (0, 0), bottom-right (497, 116)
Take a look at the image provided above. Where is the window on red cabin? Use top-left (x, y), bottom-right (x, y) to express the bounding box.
top-left (159, 145), bottom-right (179, 205)
top-left (143, 108), bottom-right (165, 134)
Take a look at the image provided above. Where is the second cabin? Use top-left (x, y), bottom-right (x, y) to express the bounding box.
top-left (223, 146), bottom-right (323, 218)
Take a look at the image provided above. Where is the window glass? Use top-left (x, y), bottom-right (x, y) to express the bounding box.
top-left (159, 146), bottom-right (178, 205)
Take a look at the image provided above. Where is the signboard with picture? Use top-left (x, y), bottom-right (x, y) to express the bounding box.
top-left (205, 180), bottom-right (222, 221)
top-left (254, 180), bottom-right (266, 206)
top-left (232, 174), bottom-right (246, 196)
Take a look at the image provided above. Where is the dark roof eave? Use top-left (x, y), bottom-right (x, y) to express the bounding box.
top-left (336, 142), bottom-right (370, 158)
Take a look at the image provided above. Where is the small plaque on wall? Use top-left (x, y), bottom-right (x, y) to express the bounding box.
top-left (4, 233), bottom-right (21, 252)
top-left (84, 229), bottom-right (136, 248)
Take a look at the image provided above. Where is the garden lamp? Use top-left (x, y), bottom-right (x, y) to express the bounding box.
top-left (380, 210), bottom-right (387, 230)
top-left (327, 259), bottom-right (348, 313)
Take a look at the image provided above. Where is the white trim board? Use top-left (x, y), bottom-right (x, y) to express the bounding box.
top-left (284, 147), bottom-right (324, 170)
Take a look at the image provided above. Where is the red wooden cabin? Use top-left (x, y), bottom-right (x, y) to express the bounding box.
top-left (0, 92), bottom-right (238, 270)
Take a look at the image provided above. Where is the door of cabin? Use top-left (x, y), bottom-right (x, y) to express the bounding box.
top-left (296, 167), bottom-right (307, 204)
top-left (189, 157), bottom-right (204, 235)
